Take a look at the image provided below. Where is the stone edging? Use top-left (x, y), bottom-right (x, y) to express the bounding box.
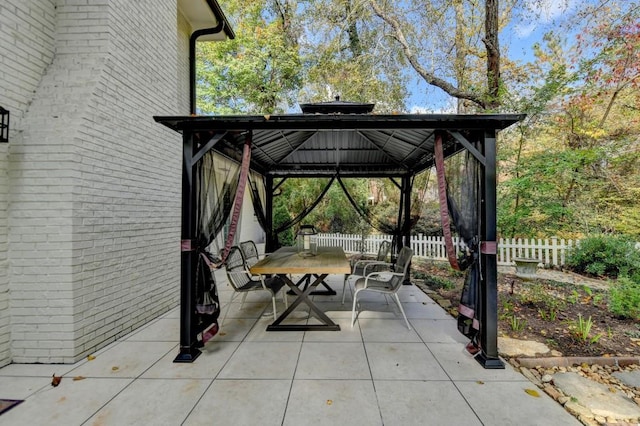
top-left (516, 356), bottom-right (640, 369)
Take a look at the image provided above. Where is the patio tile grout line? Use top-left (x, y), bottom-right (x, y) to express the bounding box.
top-left (181, 319), bottom-right (253, 425)
top-left (358, 315), bottom-right (386, 425)
top-left (77, 341), bottom-right (179, 425)
top-left (279, 325), bottom-right (306, 426)
top-left (411, 297), bottom-right (486, 425)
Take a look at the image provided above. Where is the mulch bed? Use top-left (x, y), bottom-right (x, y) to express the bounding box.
top-left (413, 259), bottom-right (640, 358)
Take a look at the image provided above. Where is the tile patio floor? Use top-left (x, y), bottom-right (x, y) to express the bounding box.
top-left (0, 272), bottom-right (578, 425)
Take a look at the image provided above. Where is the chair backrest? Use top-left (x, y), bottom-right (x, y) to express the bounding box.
top-left (224, 246), bottom-right (252, 291)
top-left (240, 240), bottom-right (260, 267)
top-left (376, 240), bottom-right (391, 262)
top-left (389, 247), bottom-right (413, 289)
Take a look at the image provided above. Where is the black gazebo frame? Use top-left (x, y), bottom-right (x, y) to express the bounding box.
top-left (155, 111), bottom-right (524, 369)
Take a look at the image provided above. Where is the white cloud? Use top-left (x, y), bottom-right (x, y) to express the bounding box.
top-left (410, 105), bottom-right (432, 114)
top-left (533, 0), bottom-right (572, 22)
top-left (410, 98), bottom-right (457, 114)
top-left (515, 0), bottom-right (578, 38)
top-left (515, 23), bottom-right (537, 38)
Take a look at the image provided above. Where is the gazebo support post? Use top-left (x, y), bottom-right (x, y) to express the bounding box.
top-left (476, 130), bottom-right (504, 369)
top-left (174, 132), bottom-right (202, 363)
top-left (401, 175), bottom-right (412, 284)
top-left (265, 175), bottom-right (275, 252)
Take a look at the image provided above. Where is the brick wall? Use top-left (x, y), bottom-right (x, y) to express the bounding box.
top-left (0, 142), bottom-right (9, 367)
top-left (177, 11), bottom-right (191, 114)
top-left (4, 0), bottom-right (188, 364)
top-left (0, 0), bottom-right (58, 367)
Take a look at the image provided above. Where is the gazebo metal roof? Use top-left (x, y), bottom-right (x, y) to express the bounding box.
top-left (154, 113), bottom-right (524, 177)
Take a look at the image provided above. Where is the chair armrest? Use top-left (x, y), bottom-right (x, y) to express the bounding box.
top-left (360, 261), bottom-right (392, 275)
top-left (350, 253), bottom-right (378, 266)
top-left (353, 259), bottom-right (389, 269)
top-left (362, 271), bottom-right (404, 288)
top-left (353, 258), bottom-right (373, 268)
top-left (257, 274), bottom-right (270, 290)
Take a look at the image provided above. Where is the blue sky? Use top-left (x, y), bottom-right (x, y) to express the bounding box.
top-left (407, 0), bottom-right (580, 112)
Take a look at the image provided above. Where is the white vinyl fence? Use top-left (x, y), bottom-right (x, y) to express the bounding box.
top-left (316, 233), bottom-right (639, 267)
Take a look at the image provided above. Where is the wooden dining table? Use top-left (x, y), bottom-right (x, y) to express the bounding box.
top-left (249, 246), bottom-right (351, 331)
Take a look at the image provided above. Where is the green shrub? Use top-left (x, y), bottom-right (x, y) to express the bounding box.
top-left (419, 274), bottom-right (456, 290)
top-left (566, 235), bottom-right (640, 279)
top-left (608, 276), bottom-right (640, 320)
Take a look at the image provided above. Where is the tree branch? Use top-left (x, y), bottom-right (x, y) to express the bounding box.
top-left (369, 0), bottom-right (487, 109)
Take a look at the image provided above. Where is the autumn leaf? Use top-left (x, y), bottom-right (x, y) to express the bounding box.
top-left (73, 376), bottom-right (86, 381)
top-left (87, 354), bottom-right (96, 361)
top-left (51, 374), bottom-right (62, 387)
top-left (525, 389), bottom-right (540, 397)
top-left (111, 366), bottom-right (119, 371)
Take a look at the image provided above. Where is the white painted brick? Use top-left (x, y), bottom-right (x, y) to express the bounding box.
top-left (1, 0), bottom-right (222, 364)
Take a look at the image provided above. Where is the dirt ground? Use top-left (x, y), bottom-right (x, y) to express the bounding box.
top-left (412, 259), bottom-right (640, 358)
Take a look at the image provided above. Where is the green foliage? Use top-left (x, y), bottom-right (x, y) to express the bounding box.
top-left (509, 315), bottom-right (526, 332)
top-left (498, 5), bottom-right (640, 239)
top-left (499, 297), bottom-right (515, 320)
top-left (273, 201), bottom-right (295, 246)
top-left (517, 283), bottom-right (564, 309)
top-left (193, 1), bottom-right (640, 242)
top-left (196, 1), bottom-right (302, 114)
top-left (567, 289), bottom-right (580, 305)
top-left (538, 308), bottom-right (557, 322)
top-left (624, 324), bottom-right (640, 339)
top-left (272, 177), bottom-right (375, 238)
top-left (300, 0), bottom-right (408, 112)
top-left (568, 314), bottom-right (602, 344)
top-left (516, 283), bottom-right (566, 321)
top-left (566, 235), bottom-right (640, 279)
top-left (418, 274), bottom-right (455, 291)
top-left (608, 276), bottom-right (640, 320)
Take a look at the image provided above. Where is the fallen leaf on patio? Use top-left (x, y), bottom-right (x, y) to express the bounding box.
top-left (525, 389), bottom-right (540, 397)
top-left (219, 332), bottom-right (227, 336)
top-left (73, 376), bottom-right (86, 381)
top-left (87, 354), bottom-right (96, 361)
top-left (51, 374), bottom-right (62, 387)
top-left (326, 400), bottom-right (333, 405)
top-left (111, 366), bottom-right (119, 371)
top-left (476, 381), bottom-right (484, 385)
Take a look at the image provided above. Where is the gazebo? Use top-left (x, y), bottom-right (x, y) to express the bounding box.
top-left (155, 103), bottom-right (524, 369)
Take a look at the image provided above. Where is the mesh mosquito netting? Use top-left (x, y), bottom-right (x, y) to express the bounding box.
top-left (435, 134), bottom-right (482, 348)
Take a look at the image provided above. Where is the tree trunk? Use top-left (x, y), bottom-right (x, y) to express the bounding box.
top-left (484, 0), bottom-right (501, 109)
top-left (346, 0), bottom-right (363, 57)
top-left (454, 0), bottom-right (468, 113)
top-left (369, 0), bottom-right (487, 108)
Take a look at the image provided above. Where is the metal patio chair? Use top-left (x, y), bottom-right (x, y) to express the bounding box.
top-left (350, 246), bottom-right (413, 330)
top-left (240, 240), bottom-right (262, 268)
top-left (222, 246), bottom-right (287, 323)
top-left (342, 240), bottom-right (392, 304)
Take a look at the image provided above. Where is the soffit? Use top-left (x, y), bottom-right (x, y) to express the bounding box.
top-left (178, 0), bottom-right (234, 40)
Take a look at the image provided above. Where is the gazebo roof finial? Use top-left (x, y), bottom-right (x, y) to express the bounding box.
top-left (300, 96), bottom-right (374, 114)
